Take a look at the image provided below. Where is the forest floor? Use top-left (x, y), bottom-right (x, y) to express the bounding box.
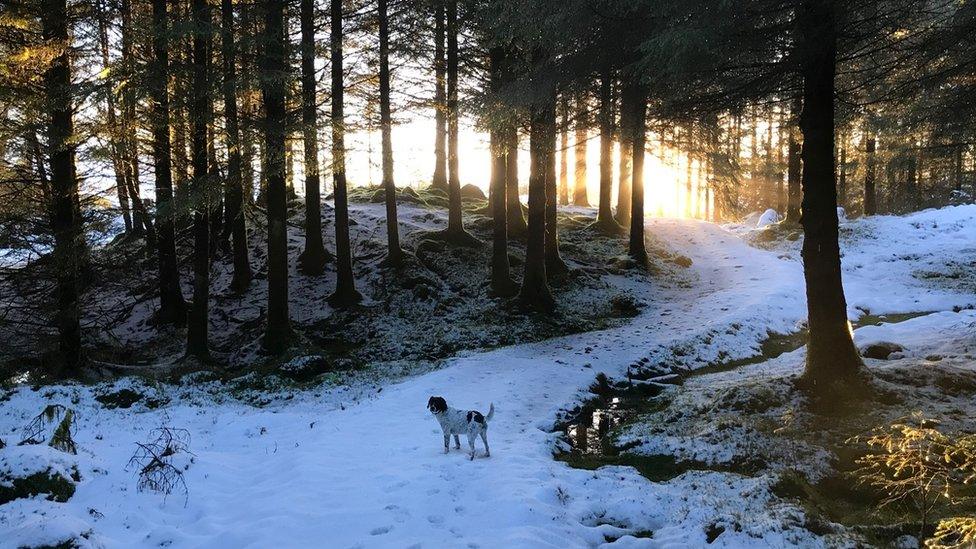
top-left (0, 201), bottom-right (974, 548)
top-left (0, 186), bottom-right (689, 382)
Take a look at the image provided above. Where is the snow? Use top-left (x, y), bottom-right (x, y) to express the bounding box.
top-left (756, 209), bottom-right (781, 228)
top-left (1, 205), bottom-right (975, 548)
top-left (731, 205), bottom-right (976, 320)
top-left (0, 444), bottom-right (77, 488)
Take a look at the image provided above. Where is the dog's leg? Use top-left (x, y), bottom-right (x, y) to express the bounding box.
top-left (453, 434), bottom-right (460, 449)
top-left (480, 431), bottom-right (490, 457)
top-left (443, 432), bottom-right (450, 453)
top-left (468, 433), bottom-right (476, 460)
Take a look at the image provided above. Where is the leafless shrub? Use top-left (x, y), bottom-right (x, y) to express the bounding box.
top-left (126, 427), bottom-right (193, 505)
top-left (20, 404), bottom-right (77, 454)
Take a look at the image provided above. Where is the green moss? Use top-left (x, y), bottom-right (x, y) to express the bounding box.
top-left (33, 540), bottom-right (81, 549)
top-left (0, 468), bottom-right (77, 504)
top-left (95, 388), bottom-right (142, 409)
top-left (853, 310), bottom-right (933, 328)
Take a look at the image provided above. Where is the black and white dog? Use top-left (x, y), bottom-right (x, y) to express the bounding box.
top-left (427, 396), bottom-right (494, 460)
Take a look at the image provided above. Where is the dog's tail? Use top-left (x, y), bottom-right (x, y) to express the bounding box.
top-left (485, 403), bottom-right (494, 423)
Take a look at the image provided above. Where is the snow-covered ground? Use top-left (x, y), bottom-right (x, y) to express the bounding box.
top-left (1, 205), bottom-right (974, 548)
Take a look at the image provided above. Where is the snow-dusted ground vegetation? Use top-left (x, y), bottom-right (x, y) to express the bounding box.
top-left (1, 204), bottom-right (974, 548)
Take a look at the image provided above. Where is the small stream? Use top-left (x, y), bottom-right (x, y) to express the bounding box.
top-left (553, 310), bottom-right (938, 477)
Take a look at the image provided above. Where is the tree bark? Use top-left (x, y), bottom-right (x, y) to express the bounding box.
top-left (95, 0), bottom-right (133, 234)
top-left (172, 16), bottom-right (190, 213)
top-left (615, 74), bottom-right (633, 227)
top-left (121, 0), bottom-right (149, 237)
top-left (150, 0), bottom-right (187, 323)
top-left (431, 1), bottom-right (447, 190)
top-left (625, 79), bottom-right (648, 265)
top-left (837, 130), bottom-right (847, 211)
top-left (954, 145), bottom-right (963, 193)
top-left (863, 126), bottom-right (876, 215)
top-left (378, 0), bottom-right (403, 265)
top-left (573, 93), bottom-right (589, 206)
top-left (261, 0), bottom-right (292, 350)
top-left (208, 94), bottom-right (222, 255)
top-left (685, 126), bottom-right (694, 217)
top-left (328, 0), bottom-right (362, 307)
top-left (596, 70), bottom-right (616, 230)
top-left (186, 0), bottom-right (212, 359)
top-left (545, 93), bottom-right (567, 277)
top-left (518, 88), bottom-right (556, 313)
top-left (42, 0), bottom-right (83, 374)
top-left (505, 124), bottom-right (526, 236)
top-left (488, 47), bottom-right (516, 297)
top-left (445, 0), bottom-right (463, 234)
top-left (220, 0), bottom-right (252, 291)
top-left (796, 0), bottom-right (864, 394)
top-left (558, 95), bottom-right (569, 206)
top-left (241, 0), bottom-right (257, 203)
top-left (297, 0), bottom-right (331, 275)
top-left (786, 98), bottom-right (802, 223)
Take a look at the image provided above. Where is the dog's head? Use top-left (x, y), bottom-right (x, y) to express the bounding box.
top-left (427, 396), bottom-right (447, 414)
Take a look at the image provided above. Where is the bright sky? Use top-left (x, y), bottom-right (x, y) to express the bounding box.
top-left (340, 117), bottom-right (706, 219)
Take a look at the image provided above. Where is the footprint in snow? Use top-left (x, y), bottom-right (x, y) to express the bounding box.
top-left (384, 504), bottom-right (411, 523)
top-left (427, 514), bottom-right (445, 525)
top-left (370, 526), bottom-right (392, 536)
top-left (383, 480), bottom-right (409, 492)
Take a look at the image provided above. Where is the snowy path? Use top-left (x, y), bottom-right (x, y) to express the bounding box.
top-left (3, 207), bottom-right (974, 548)
top-left (141, 220), bottom-right (806, 548)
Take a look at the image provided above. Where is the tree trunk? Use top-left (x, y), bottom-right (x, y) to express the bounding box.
top-left (328, 0), bottom-right (362, 307)
top-left (172, 19), bottom-right (190, 213)
top-left (261, 0), bottom-right (292, 350)
top-left (558, 95), bottom-right (569, 206)
top-left (837, 130), bottom-right (847, 211)
top-left (488, 47), bottom-right (516, 297)
top-left (150, 0), bottom-right (187, 323)
top-left (186, 0), bottom-right (211, 359)
top-left (241, 0), bottom-right (257, 204)
top-left (297, 0), bottom-right (330, 274)
top-left (42, 0), bottom-right (83, 374)
top-left (208, 124), bottom-right (222, 258)
top-left (864, 127), bottom-right (876, 215)
top-left (954, 145), bottom-right (963, 193)
top-left (445, 0), bottom-right (464, 235)
top-left (797, 0), bottom-right (864, 394)
top-left (121, 0), bottom-right (149, 237)
top-left (776, 107), bottom-right (786, 214)
top-left (95, 0), bottom-right (133, 234)
top-left (595, 70), bottom-right (616, 231)
top-left (518, 87), bottom-right (556, 313)
top-left (505, 124), bottom-right (526, 236)
top-left (615, 74), bottom-right (633, 226)
top-left (625, 79), bottom-right (648, 264)
top-left (906, 144), bottom-right (918, 210)
top-left (545, 93), bottom-right (567, 277)
top-left (378, 0), bottom-right (403, 265)
top-left (431, 1), bottom-right (447, 190)
top-left (786, 99), bottom-right (802, 223)
top-left (685, 126), bottom-right (694, 217)
top-left (220, 0), bottom-right (253, 291)
top-left (573, 93), bottom-right (589, 206)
